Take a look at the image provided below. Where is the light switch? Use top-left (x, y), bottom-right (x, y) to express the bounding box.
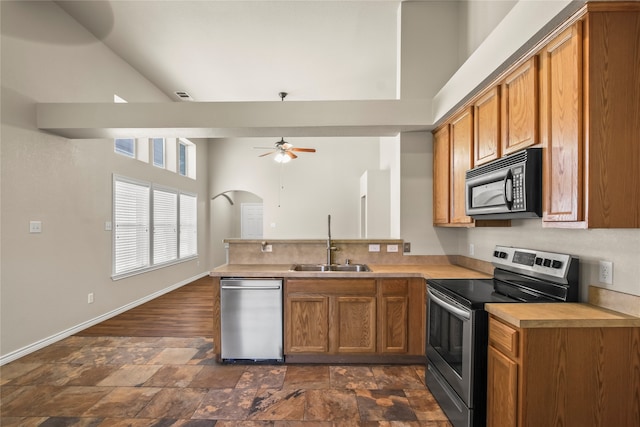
top-left (29, 221), bottom-right (42, 233)
top-left (105, 221), bottom-right (112, 231)
top-left (368, 244), bottom-right (380, 252)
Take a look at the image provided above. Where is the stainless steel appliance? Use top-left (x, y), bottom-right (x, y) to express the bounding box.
top-left (465, 148), bottom-right (542, 219)
top-left (220, 278), bottom-right (284, 362)
top-left (426, 245), bottom-right (579, 427)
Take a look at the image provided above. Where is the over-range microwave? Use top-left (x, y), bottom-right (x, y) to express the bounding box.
top-left (465, 148), bottom-right (542, 219)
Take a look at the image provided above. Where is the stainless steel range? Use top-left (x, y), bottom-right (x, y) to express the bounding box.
top-left (425, 245), bottom-right (579, 427)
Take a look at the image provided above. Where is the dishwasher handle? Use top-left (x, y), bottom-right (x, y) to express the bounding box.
top-left (221, 285), bottom-right (281, 290)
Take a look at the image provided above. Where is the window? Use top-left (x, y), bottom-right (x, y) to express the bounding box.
top-left (115, 138), bottom-right (135, 158)
top-left (113, 175), bottom-right (198, 279)
top-left (114, 177), bottom-right (150, 275)
top-left (179, 141), bottom-right (187, 176)
top-left (180, 193), bottom-right (198, 258)
top-left (152, 138), bottom-right (165, 168)
top-left (153, 188), bottom-right (178, 264)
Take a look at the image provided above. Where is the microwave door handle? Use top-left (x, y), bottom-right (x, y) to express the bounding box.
top-left (504, 170), bottom-right (514, 210)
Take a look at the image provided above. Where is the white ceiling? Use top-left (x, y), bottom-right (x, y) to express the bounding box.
top-left (56, 0), bottom-right (401, 103)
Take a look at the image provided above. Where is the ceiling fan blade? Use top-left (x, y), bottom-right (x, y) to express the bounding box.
top-left (286, 151), bottom-right (298, 159)
top-left (258, 151), bottom-right (276, 157)
top-left (290, 147), bottom-right (316, 153)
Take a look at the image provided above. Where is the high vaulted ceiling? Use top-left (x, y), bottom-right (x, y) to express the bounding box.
top-left (56, 0), bottom-right (401, 103)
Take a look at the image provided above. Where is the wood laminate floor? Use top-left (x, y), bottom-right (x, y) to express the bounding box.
top-left (0, 277), bottom-right (452, 426)
top-left (76, 276), bottom-right (215, 337)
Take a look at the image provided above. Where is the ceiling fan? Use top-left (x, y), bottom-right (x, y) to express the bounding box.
top-left (255, 92), bottom-right (317, 163)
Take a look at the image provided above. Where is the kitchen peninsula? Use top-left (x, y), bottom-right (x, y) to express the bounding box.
top-left (210, 239), bottom-right (493, 363)
top-left (211, 262), bottom-right (490, 364)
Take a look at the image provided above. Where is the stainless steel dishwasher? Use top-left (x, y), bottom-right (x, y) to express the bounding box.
top-left (220, 278), bottom-right (283, 362)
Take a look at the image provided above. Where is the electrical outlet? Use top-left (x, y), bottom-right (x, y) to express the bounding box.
top-left (598, 260), bottom-right (613, 285)
top-left (469, 243), bottom-right (475, 256)
top-left (387, 244), bottom-right (399, 253)
top-left (369, 244), bottom-right (380, 252)
top-left (261, 244), bottom-right (273, 253)
top-left (29, 221), bottom-right (42, 233)
top-left (88, 293), bottom-right (94, 304)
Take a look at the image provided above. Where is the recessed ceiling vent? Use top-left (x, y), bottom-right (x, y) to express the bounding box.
top-left (174, 91), bottom-right (193, 101)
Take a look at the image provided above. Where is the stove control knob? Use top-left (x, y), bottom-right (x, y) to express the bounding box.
top-left (535, 257), bottom-right (543, 265)
top-left (493, 250), bottom-right (500, 258)
top-left (499, 251), bottom-right (508, 259)
top-left (552, 260), bottom-right (563, 269)
top-left (543, 258), bottom-right (552, 267)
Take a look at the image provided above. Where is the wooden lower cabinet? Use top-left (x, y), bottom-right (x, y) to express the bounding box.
top-left (284, 277), bottom-right (425, 361)
top-left (487, 315), bottom-right (640, 427)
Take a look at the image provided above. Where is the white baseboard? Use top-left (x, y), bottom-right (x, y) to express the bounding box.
top-left (0, 271), bottom-right (210, 366)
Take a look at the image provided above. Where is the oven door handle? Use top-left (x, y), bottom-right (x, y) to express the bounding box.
top-left (428, 289), bottom-right (471, 320)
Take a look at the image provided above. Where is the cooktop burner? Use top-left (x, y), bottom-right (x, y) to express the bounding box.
top-left (427, 278), bottom-right (518, 309)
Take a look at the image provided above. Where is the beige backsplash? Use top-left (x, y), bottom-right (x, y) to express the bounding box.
top-left (224, 239), bottom-right (493, 273)
top-left (226, 239), bottom-right (452, 265)
top-left (588, 286), bottom-right (640, 318)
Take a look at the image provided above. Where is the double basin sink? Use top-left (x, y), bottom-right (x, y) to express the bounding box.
top-left (289, 263), bottom-right (371, 272)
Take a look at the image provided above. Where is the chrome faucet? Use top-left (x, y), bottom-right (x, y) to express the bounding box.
top-left (327, 214), bottom-right (337, 265)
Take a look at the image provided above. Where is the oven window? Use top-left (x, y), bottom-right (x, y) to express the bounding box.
top-left (429, 299), bottom-right (464, 377)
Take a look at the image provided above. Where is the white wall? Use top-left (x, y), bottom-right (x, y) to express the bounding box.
top-left (208, 136), bottom-right (381, 254)
top-left (399, 1), bottom-right (460, 100)
top-left (0, 1), bottom-right (210, 361)
top-left (399, 132), bottom-right (459, 255)
top-left (457, 0), bottom-right (517, 64)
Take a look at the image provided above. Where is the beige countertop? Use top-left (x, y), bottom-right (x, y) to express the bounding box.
top-left (210, 263), bottom-right (492, 279)
top-left (486, 302), bottom-right (640, 328)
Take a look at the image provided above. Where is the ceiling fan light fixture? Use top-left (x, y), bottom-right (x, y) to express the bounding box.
top-left (274, 152), bottom-right (291, 163)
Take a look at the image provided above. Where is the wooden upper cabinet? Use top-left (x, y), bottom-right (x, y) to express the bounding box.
top-left (474, 86), bottom-right (501, 165)
top-left (450, 108), bottom-right (474, 225)
top-left (583, 8), bottom-right (640, 227)
top-left (501, 57), bottom-right (539, 155)
top-left (432, 125), bottom-right (450, 225)
top-left (540, 23), bottom-right (583, 223)
top-left (541, 7), bottom-right (640, 228)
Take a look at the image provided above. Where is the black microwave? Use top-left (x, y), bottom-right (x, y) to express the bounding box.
top-left (465, 148), bottom-right (542, 219)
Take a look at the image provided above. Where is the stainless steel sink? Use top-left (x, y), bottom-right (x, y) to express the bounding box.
top-left (290, 264), bottom-right (371, 272)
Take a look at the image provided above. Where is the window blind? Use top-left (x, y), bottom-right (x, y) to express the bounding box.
top-left (180, 193), bottom-right (197, 258)
top-left (114, 178), bottom-right (150, 274)
top-left (153, 188), bottom-right (178, 264)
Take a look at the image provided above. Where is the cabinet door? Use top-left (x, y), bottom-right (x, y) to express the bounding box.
top-left (333, 296), bottom-right (376, 353)
top-left (286, 295), bottom-right (329, 353)
top-left (540, 23), bottom-right (583, 223)
top-left (474, 86), bottom-right (501, 165)
top-left (433, 125), bottom-right (451, 225)
top-left (487, 345), bottom-right (519, 427)
top-left (378, 279), bottom-right (409, 353)
top-left (501, 57), bottom-right (539, 155)
top-left (450, 108), bottom-right (474, 224)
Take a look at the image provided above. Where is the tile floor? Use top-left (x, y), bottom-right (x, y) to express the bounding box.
top-left (1, 336), bottom-right (452, 426)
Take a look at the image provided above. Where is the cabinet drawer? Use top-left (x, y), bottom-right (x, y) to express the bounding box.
top-left (489, 317), bottom-right (519, 358)
top-left (286, 279), bottom-right (376, 295)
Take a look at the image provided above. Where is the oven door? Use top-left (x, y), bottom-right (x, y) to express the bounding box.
top-left (426, 287), bottom-right (475, 407)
